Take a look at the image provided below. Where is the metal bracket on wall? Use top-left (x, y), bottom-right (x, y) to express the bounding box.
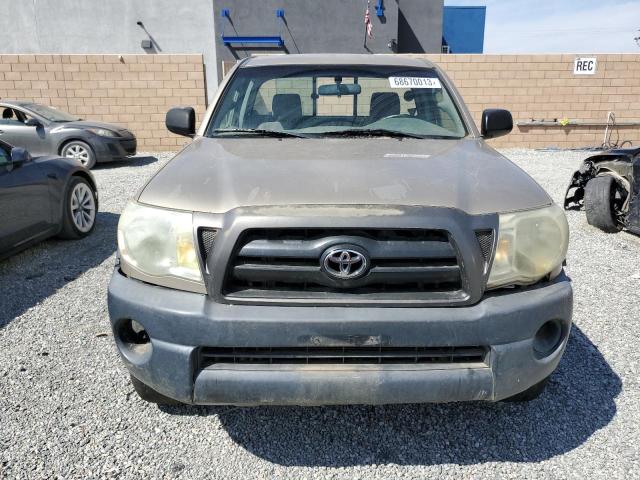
top-left (221, 36), bottom-right (284, 46)
top-left (219, 8), bottom-right (285, 47)
top-left (517, 120), bottom-right (640, 127)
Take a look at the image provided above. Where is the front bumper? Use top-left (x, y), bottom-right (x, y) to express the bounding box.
top-left (91, 135), bottom-right (137, 163)
top-left (108, 269), bottom-right (573, 405)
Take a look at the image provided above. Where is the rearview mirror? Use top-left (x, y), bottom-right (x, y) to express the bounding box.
top-left (25, 118), bottom-right (42, 128)
top-left (481, 109), bottom-right (513, 139)
top-left (166, 107), bottom-right (196, 137)
top-left (11, 147), bottom-right (32, 165)
top-left (318, 83), bottom-right (362, 96)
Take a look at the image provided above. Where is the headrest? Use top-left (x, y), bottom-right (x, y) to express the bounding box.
top-left (272, 93), bottom-right (302, 128)
top-left (370, 92), bottom-right (400, 121)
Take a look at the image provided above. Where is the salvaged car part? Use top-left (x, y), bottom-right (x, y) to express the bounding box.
top-left (565, 147), bottom-right (640, 235)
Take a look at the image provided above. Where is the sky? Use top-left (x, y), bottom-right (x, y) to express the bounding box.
top-left (445, 0), bottom-right (640, 53)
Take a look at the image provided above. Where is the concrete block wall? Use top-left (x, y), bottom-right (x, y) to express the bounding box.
top-left (413, 53), bottom-right (640, 149)
top-left (0, 54), bottom-right (207, 151)
top-left (2, 53), bottom-right (639, 151)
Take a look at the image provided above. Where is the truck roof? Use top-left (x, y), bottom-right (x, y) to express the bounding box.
top-left (242, 54), bottom-right (435, 69)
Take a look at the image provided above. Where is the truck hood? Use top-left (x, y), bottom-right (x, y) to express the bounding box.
top-left (138, 137), bottom-right (552, 215)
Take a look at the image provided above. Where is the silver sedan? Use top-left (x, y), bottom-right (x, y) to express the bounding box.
top-left (0, 100), bottom-right (136, 168)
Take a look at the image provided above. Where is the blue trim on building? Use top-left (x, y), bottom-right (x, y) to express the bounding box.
top-left (442, 6), bottom-right (486, 54)
top-left (222, 36), bottom-right (284, 46)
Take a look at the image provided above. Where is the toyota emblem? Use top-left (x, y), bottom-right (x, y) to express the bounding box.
top-left (321, 245), bottom-right (370, 280)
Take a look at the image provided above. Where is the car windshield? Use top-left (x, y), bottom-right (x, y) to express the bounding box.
top-left (23, 103), bottom-right (80, 122)
top-left (205, 65), bottom-right (467, 139)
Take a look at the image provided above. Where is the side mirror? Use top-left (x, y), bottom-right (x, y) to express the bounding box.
top-left (11, 147), bottom-right (32, 165)
top-left (166, 107), bottom-right (195, 137)
top-left (25, 118), bottom-right (42, 128)
top-left (481, 109), bottom-right (513, 139)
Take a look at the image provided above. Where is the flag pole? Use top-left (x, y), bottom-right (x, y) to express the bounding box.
top-left (363, 0), bottom-right (368, 48)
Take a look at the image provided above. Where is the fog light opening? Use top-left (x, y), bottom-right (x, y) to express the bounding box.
top-left (533, 320), bottom-right (563, 359)
top-left (119, 319), bottom-right (150, 345)
top-left (116, 319), bottom-right (152, 362)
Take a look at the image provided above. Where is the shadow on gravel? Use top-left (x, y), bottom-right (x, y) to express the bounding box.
top-left (0, 211), bottom-right (119, 328)
top-left (92, 155), bottom-right (159, 170)
top-left (164, 326), bottom-right (620, 467)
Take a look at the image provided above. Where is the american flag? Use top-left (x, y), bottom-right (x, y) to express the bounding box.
top-left (364, 1), bottom-right (373, 38)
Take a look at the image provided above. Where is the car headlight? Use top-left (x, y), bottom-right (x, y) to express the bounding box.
top-left (487, 204), bottom-right (569, 289)
top-left (87, 127), bottom-right (120, 138)
top-left (117, 202), bottom-right (204, 291)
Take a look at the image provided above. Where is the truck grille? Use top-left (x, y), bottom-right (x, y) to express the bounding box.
top-left (222, 228), bottom-right (468, 304)
top-left (198, 228), bottom-right (218, 271)
top-left (199, 346), bottom-right (488, 367)
top-left (475, 230), bottom-right (494, 261)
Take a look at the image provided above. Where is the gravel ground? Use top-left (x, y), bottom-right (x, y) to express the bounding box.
top-left (1, 149), bottom-right (639, 479)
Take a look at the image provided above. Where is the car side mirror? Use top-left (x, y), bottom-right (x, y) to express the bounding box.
top-left (25, 118), bottom-right (42, 128)
top-left (11, 147), bottom-right (32, 165)
top-left (481, 109), bottom-right (513, 139)
top-left (166, 107), bottom-right (196, 137)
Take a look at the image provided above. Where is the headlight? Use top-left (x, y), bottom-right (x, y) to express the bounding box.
top-left (87, 127), bottom-right (119, 137)
top-left (487, 204), bottom-right (569, 289)
top-left (117, 202), bottom-right (204, 291)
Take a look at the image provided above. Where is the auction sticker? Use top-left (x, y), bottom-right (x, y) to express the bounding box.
top-left (388, 77), bottom-right (441, 89)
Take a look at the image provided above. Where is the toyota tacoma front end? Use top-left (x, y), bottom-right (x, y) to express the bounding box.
top-left (108, 54), bottom-right (572, 406)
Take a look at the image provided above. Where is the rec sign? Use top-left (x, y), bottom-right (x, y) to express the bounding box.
top-left (574, 57), bottom-right (597, 75)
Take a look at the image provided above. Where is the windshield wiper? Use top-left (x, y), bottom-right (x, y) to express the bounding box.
top-left (318, 128), bottom-right (426, 139)
top-left (211, 128), bottom-right (307, 138)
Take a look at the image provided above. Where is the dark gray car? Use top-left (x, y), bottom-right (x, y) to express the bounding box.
top-left (0, 101), bottom-right (136, 169)
top-left (0, 139), bottom-right (98, 260)
top-left (109, 54), bottom-right (572, 406)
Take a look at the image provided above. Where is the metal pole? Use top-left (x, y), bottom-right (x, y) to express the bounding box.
top-left (363, 0), bottom-right (368, 48)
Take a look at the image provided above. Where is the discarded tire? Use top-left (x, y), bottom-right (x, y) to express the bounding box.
top-left (584, 175), bottom-right (622, 233)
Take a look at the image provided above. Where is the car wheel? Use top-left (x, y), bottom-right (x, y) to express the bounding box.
top-left (58, 177), bottom-right (98, 239)
top-left (584, 175), bottom-right (623, 233)
top-left (502, 376), bottom-right (549, 402)
top-left (62, 140), bottom-right (96, 169)
top-left (130, 375), bottom-right (183, 405)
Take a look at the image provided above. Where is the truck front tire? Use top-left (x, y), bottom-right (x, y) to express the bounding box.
top-left (130, 375), bottom-right (183, 405)
top-left (502, 376), bottom-right (549, 402)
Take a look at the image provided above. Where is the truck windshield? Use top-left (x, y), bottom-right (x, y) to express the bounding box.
top-left (206, 65), bottom-right (467, 139)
